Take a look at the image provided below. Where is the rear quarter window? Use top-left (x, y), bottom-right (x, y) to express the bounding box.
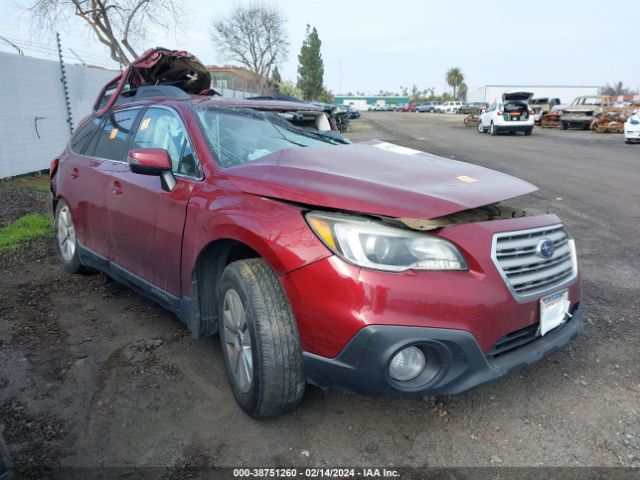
top-left (70, 117), bottom-right (101, 155)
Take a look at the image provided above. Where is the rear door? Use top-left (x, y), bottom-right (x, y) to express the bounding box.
top-left (59, 117), bottom-right (104, 255)
top-left (59, 110), bottom-right (140, 258)
top-left (108, 106), bottom-right (202, 296)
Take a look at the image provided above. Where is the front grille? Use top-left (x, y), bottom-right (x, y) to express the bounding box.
top-left (492, 225), bottom-right (577, 300)
top-left (486, 323), bottom-right (539, 358)
top-left (486, 303), bottom-right (579, 359)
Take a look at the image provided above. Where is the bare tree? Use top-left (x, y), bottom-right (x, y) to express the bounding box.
top-left (25, 0), bottom-right (182, 65)
top-left (210, 3), bottom-right (288, 93)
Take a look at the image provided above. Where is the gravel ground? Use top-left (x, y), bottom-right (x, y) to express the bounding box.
top-left (0, 118), bottom-right (638, 478)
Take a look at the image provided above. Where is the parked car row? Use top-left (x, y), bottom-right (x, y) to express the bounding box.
top-left (467, 92), bottom-right (639, 144)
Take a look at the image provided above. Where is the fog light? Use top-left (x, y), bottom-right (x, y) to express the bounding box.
top-left (389, 346), bottom-right (426, 382)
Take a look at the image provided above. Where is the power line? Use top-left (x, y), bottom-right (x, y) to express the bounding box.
top-left (0, 33), bottom-right (119, 68)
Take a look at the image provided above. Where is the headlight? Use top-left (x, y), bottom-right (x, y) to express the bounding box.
top-left (305, 212), bottom-right (467, 272)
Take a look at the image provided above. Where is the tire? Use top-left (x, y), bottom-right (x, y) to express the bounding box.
top-left (218, 258), bottom-right (305, 418)
top-left (477, 121), bottom-right (485, 133)
top-left (490, 122), bottom-right (497, 136)
top-left (560, 121), bottom-right (567, 130)
top-left (54, 200), bottom-right (84, 274)
top-left (524, 128), bottom-right (533, 136)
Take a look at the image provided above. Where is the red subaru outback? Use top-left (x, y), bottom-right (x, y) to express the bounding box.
top-left (49, 50), bottom-right (582, 418)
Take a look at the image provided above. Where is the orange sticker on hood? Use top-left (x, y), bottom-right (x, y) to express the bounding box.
top-left (457, 175), bottom-right (479, 183)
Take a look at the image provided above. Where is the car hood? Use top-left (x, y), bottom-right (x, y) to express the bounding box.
top-left (503, 91), bottom-right (533, 102)
top-left (226, 141), bottom-right (537, 220)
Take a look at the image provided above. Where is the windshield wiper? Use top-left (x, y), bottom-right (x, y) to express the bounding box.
top-left (276, 124), bottom-right (347, 144)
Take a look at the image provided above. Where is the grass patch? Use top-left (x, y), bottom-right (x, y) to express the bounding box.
top-left (31, 183), bottom-right (50, 194)
top-left (0, 214), bottom-right (52, 253)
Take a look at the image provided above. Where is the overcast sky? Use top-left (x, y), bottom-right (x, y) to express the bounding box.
top-left (1, 0), bottom-right (638, 95)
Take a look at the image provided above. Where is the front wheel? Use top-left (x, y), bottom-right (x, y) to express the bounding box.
top-left (218, 258), bottom-right (305, 418)
top-left (560, 121), bottom-right (568, 130)
top-left (477, 121), bottom-right (485, 133)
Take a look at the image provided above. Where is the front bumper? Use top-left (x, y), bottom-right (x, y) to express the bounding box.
top-left (304, 307), bottom-right (583, 396)
top-left (560, 114), bottom-right (593, 126)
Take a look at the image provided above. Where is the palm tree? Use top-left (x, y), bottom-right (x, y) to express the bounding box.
top-left (446, 67), bottom-right (464, 99)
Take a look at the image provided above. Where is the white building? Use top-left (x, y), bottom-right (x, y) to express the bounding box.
top-left (466, 85), bottom-right (599, 105)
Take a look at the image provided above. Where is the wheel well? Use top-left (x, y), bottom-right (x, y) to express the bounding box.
top-left (190, 239), bottom-right (260, 336)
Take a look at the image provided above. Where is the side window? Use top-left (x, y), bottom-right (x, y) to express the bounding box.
top-left (91, 109), bottom-right (140, 161)
top-left (133, 107), bottom-right (201, 177)
top-left (70, 117), bottom-right (101, 154)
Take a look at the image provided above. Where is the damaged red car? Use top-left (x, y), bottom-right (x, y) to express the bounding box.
top-left (49, 49), bottom-right (582, 418)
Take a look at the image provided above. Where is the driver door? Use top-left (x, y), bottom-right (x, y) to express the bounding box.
top-left (108, 106), bottom-right (202, 297)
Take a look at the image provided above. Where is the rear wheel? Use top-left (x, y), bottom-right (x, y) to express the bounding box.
top-left (218, 258), bottom-right (305, 418)
top-left (54, 200), bottom-right (84, 274)
top-left (490, 122), bottom-right (497, 136)
top-left (524, 128), bottom-right (533, 136)
top-left (560, 121), bottom-right (568, 130)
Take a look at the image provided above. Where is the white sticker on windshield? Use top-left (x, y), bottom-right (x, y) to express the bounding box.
top-left (373, 142), bottom-right (421, 155)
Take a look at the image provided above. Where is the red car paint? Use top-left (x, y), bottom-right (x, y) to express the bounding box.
top-left (225, 141), bottom-right (537, 220)
top-left (52, 97), bottom-right (580, 373)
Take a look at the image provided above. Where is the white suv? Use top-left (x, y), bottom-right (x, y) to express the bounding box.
top-left (437, 101), bottom-right (464, 113)
top-left (478, 92), bottom-right (534, 136)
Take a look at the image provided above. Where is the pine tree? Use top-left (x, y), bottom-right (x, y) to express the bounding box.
top-left (297, 25), bottom-right (324, 101)
top-left (272, 66), bottom-right (282, 85)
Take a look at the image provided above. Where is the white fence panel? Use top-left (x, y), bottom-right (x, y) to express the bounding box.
top-left (0, 52), bottom-right (116, 178)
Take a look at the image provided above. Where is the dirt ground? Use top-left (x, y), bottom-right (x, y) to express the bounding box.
top-left (1, 117), bottom-right (639, 478)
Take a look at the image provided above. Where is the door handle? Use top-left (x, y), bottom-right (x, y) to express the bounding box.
top-left (111, 181), bottom-right (123, 195)
top-left (70, 168), bottom-right (79, 179)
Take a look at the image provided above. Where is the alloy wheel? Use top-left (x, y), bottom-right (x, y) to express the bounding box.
top-left (57, 206), bottom-right (76, 262)
top-left (222, 289), bottom-right (253, 393)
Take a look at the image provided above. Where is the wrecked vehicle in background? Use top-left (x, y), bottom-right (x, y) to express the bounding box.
top-left (247, 95), bottom-right (348, 139)
top-left (459, 102), bottom-right (489, 115)
top-left (49, 48), bottom-right (582, 418)
top-left (590, 103), bottom-right (640, 134)
top-left (560, 95), bottom-right (613, 130)
top-left (529, 97), bottom-right (562, 125)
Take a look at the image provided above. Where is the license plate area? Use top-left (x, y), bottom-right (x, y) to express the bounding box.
top-left (539, 289), bottom-right (570, 336)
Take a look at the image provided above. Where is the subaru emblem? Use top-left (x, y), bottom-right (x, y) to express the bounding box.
top-left (536, 238), bottom-right (555, 258)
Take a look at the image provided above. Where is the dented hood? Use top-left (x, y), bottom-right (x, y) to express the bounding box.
top-left (226, 141), bottom-right (537, 220)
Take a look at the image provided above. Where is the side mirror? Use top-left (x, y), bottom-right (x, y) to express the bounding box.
top-left (127, 148), bottom-right (176, 192)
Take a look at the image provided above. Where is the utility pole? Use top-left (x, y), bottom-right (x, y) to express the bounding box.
top-left (56, 33), bottom-right (74, 135)
top-left (339, 59), bottom-right (342, 96)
